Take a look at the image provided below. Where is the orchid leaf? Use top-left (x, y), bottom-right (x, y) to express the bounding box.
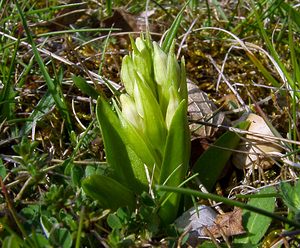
top-left (158, 100), bottom-right (190, 224)
top-left (72, 75), bottom-right (99, 100)
top-left (193, 121), bottom-right (250, 192)
top-left (119, 115), bottom-right (161, 180)
top-left (82, 174), bottom-right (135, 211)
top-left (96, 97), bottom-right (145, 192)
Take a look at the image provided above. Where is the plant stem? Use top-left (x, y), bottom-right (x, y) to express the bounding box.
top-left (75, 207), bottom-right (85, 248)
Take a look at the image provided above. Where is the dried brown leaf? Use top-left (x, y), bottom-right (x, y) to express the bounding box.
top-left (187, 82), bottom-right (229, 138)
top-left (206, 207), bottom-right (245, 238)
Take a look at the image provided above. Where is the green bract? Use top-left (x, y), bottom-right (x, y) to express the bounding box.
top-left (83, 36), bottom-right (190, 225)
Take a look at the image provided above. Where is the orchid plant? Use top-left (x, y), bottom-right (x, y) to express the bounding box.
top-left (83, 36), bottom-right (190, 224)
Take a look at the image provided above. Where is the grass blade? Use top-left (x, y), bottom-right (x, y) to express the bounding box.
top-left (21, 91), bottom-right (55, 135)
top-left (0, 38), bottom-right (19, 122)
top-left (288, 17), bottom-right (300, 145)
top-left (280, 2), bottom-right (300, 29)
top-left (14, 0), bottom-right (73, 133)
top-left (106, 0), bottom-right (113, 16)
top-left (161, 1), bottom-right (191, 52)
top-left (250, 0), bottom-right (300, 99)
top-left (156, 185), bottom-right (300, 228)
top-left (211, 0), bottom-right (228, 22)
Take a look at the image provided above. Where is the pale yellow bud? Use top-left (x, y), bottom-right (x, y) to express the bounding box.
top-left (165, 86), bottom-right (180, 129)
top-left (135, 37), bottom-right (147, 52)
top-left (120, 55), bottom-right (135, 96)
top-left (120, 94), bottom-right (143, 131)
top-left (153, 42), bottom-right (168, 86)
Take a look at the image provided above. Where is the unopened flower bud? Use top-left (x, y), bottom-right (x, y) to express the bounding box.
top-left (135, 37), bottom-right (147, 52)
top-left (166, 52), bottom-right (181, 90)
top-left (153, 42), bottom-right (168, 86)
top-left (165, 86), bottom-right (180, 129)
top-left (121, 55), bottom-right (135, 96)
top-left (120, 94), bottom-right (143, 131)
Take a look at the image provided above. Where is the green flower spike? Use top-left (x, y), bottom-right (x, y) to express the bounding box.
top-left (83, 36), bottom-right (190, 225)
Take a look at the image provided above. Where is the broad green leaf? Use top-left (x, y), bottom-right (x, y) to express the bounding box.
top-left (119, 111), bottom-right (160, 175)
top-left (82, 174), bottom-right (135, 211)
top-left (25, 233), bottom-right (50, 248)
top-left (233, 187), bottom-right (276, 245)
top-left (158, 100), bottom-right (190, 224)
top-left (49, 228), bottom-right (72, 248)
top-left (193, 121), bottom-right (249, 192)
top-left (85, 165), bottom-right (97, 177)
top-left (107, 214), bottom-right (122, 229)
top-left (2, 235), bottom-right (23, 248)
top-left (71, 165), bottom-right (84, 187)
top-left (280, 180), bottom-right (300, 212)
top-left (72, 75), bottom-right (99, 100)
top-left (96, 97), bottom-right (144, 192)
top-left (125, 145), bottom-right (150, 188)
